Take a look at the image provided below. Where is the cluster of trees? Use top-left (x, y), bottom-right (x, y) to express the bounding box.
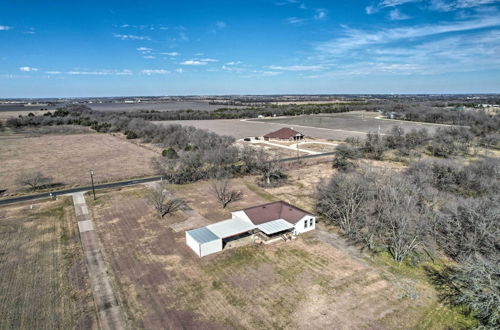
top-left (335, 125), bottom-right (496, 171)
top-left (152, 144), bottom-right (287, 186)
top-left (317, 157), bottom-right (499, 327)
top-left (383, 105), bottom-right (500, 136)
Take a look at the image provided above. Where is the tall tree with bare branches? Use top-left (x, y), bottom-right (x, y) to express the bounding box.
top-left (146, 183), bottom-right (182, 218)
top-left (16, 172), bottom-right (53, 190)
top-left (210, 177), bottom-right (243, 208)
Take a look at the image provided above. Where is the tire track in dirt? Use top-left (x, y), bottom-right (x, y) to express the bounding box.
top-left (71, 192), bottom-right (126, 330)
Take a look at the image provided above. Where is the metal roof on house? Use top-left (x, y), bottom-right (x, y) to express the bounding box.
top-left (263, 127), bottom-right (304, 139)
top-left (206, 218), bottom-right (256, 239)
top-left (242, 201), bottom-right (312, 225)
top-left (257, 219), bottom-right (294, 235)
top-left (186, 227), bottom-right (219, 244)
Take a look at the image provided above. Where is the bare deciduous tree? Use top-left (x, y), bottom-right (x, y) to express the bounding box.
top-left (146, 183), bottom-right (182, 218)
top-left (16, 172), bottom-right (53, 190)
top-left (255, 149), bottom-right (285, 186)
top-left (316, 172), bottom-right (369, 238)
top-left (210, 178), bottom-right (243, 208)
top-left (375, 176), bottom-right (429, 263)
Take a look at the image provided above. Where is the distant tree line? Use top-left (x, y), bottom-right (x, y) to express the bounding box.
top-left (382, 104), bottom-right (500, 136)
top-left (118, 103), bottom-right (351, 121)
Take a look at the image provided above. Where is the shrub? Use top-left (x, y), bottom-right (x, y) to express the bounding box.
top-left (162, 147), bottom-right (179, 159)
top-left (332, 144), bottom-right (360, 171)
top-left (125, 130), bottom-right (138, 139)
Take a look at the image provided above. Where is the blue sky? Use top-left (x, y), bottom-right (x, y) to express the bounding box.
top-left (1, 0), bottom-right (499, 97)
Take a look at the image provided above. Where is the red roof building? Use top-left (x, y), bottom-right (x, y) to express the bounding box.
top-left (263, 127), bottom-right (304, 141)
top-left (241, 201), bottom-right (310, 225)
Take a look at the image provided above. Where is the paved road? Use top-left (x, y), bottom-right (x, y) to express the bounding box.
top-left (0, 152), bottom-right (336, 206)
top-left (0, 176), bottom-right (163, 206)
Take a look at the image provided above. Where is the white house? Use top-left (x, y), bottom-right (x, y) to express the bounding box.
top-left (185, 201), bottom-right (315, 257)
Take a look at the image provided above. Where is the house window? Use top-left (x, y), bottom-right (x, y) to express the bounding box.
top-left (304, 220), bottom-right (308, 229)
top-left (309, 218), bottom-right (314, 227)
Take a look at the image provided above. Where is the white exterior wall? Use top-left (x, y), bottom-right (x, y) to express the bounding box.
top-left (200, 239), bottom-right (223, 257)
top-left (293, 215), bottom-right (316, 235)
top-left (186, 231), bottom-right (201, 257)
top-left (185, 232), bottom-right (222, 257)
top-left (231, 210), bottom-right (254, 224)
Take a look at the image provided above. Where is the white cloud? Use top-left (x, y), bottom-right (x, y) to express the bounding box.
top-left (262, 71), bottom-right (282, 76)
top-left (19, 66), bottom-right (38, 72)
top-left (67, 69), bottom-right (132, 75)
top-left (380, 0), bottom-right (420, 7)
top-left (45, 71), bottom-right (61, 74)
top-left (179, 31), bottom-right (189, 41)
top-left (0, 25), bottom-right (12, 31)
top-left (268, 65), bottom-right (323, 71)
top-left (200, 58), bottom-right (218, 62)
top-left (137, 47), bottom-right (152, 52)
top-left (240, 70), bottom-right (282, 78)
top-left (215, 21), bottom-right (227, 29)
top-left (317, 15), bottom-right (500, 55)
top-left (180, 60), bottom-right (207, 66)
top-left (225, 61), bottom-right (242, 65)
top-left (143, 55), bottom-right (155, 59)
top-left (175, 68), bottom-right (184, 73)
top-left (222, 64), bottom-right (247, 73)
top-left (113, 33), bottom-right (151, 41)
top-left (161, 52), bottom-right (179, 56)
top-left (141, 69), bottom-right (170, 75)
top-left (287, 17), bottom-right (306, 25)
top-left (389, 9), bottom-right (411, 20)
top-left (314, 9), bottom-right (328, 20)
top-left (430, 0), bottom-right (500, 11)
top-left (367, 0), bottom-right (500, 14)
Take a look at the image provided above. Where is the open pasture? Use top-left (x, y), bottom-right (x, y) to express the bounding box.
top-left (0, 198), bottom-right (96, 328)
top-left (0, 132), bottom-right (158, 195)
top-left (155, 111), bottom-right (446, 140)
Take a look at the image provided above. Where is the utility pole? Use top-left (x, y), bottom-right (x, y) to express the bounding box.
top-left (90, 170), bottom-right (96, 200)
top-left (296, 139), bottom-right (300, 161)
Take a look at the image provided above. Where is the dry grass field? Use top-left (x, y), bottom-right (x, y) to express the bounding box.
top-left (84, 170), bottom-right (473, 329)
top-left (155, 111), bottom-right (446, 140)
top-left (0, 131), bottom-right (158, 195)
top-left (0, 198), bottom-right (97, 329)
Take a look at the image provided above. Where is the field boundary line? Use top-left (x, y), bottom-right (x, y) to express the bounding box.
top-left (71, 192), bottom-right (126, 330)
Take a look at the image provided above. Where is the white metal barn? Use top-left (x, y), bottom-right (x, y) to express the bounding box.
top-left (186, 201), bottom-right (316, 257)
top-left (185, 227), bottom-right (222, 257)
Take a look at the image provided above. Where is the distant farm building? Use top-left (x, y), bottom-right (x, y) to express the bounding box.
top-left (185, 201), bottom-right (316, 257)
top-left (263, 128), bottom-right (304, 141)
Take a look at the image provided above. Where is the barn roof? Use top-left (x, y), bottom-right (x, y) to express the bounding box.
top-left (257, 219), bottom-right (295, 235)
top-left (186, 227), bottom-right (219, 244)
top-left (206, 218), bottom-right (256, 239)
top-left (263, 127), bottom-right (303, 139)
top-left (241, 201), bottom-right (312, 225)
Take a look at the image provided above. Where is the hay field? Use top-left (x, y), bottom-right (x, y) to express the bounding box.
top-left (0, 132), bottom-right (158, 195)
top-left (0, 198), bottom-right (97, 328)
